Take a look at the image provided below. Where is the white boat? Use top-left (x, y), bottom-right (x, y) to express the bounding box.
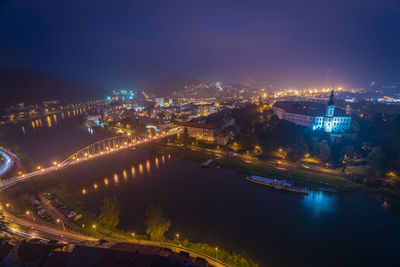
top-left (246, 175), bottom-right (308, 194)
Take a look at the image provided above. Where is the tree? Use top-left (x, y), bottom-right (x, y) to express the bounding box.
top-left (181, 127), bottom-right (191, 145)
top-left (318, 140), bottom-right (331, 162)
top-left (309, 137), bottom-right (320, 156)
top-left (341, 145), bottom-right (355, 159)
top-left (287, 142), bottom-right (308, 162)
top-left (368, 146), bottom-right (385, 176)
top-left (145, 204), bottom-right (171, 241)
top-left (98, 196), bottom-right (120, 229)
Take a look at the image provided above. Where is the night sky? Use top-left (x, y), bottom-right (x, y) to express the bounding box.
top-left (0, 0), bottom-right (399, 89)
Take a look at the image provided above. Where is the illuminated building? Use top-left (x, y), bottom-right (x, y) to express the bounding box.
top-left (181, 122), bottom-right (216, 142)
top-left (155, 97), bottom-right (165, 107)
top-left (196, 104), bottom-right (217, 117)
top-left (272, 90), bottom-right (351, 133)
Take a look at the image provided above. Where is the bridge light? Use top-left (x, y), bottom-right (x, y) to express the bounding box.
top-left (53, 161), bottom-right (57, 165)
top-left (37, 166), bottom-right (41, 170)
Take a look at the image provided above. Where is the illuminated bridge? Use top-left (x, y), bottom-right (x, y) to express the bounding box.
top-left (61, 135), bottom-right (144, 166)
top-left (0, 127), bottom-right (182, 189)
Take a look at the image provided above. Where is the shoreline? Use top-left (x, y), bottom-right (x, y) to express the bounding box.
top-left (156, 143), bottom-right (361, 193)
top-left (0, 150), bottom-right (259, 267)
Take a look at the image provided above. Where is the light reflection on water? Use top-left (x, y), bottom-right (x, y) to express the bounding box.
top-left (21, 109), bottom-right (83, 134)
top-left (80, 155), bottom-right (173, 195)
top-left (302, 190), bottom-right (337, 215)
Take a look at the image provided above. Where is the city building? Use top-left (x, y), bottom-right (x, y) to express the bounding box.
top-left (181, 122), bottom-right (216, 142)
top-left (272, 90), bottom-right (351, 133)
top-left (155, 97), bottom-right (165, 107)
top-left (196, 103), bottom-right (217, 117)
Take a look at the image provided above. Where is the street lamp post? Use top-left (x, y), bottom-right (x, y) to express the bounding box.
top-left (26, 210), bottom-right (34, 220)
top-left (57, 218), bottom-right (66, 231)
top-left (5, 203), bottom-right (14, 214)
top-left (215, 247), bottom-right (218, 259)
top-left (176, 233), bottom-right (180, 245)
top-left (92, 224), bottom-right (97, 235)
top-left (131, 232), bottom-right (135, 241)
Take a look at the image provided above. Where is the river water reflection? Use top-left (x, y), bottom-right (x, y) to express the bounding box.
top-left (3, 119), bottom-right (400, 266)
top-left (54, 150), bottom-right (399, 267)
top-left (2, 112), bottom-right (103, 166)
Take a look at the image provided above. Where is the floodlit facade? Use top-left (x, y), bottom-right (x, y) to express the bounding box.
top-left (272, 90), bottom-right (351, 133)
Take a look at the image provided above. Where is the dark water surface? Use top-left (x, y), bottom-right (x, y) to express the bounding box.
top-left (2, 113), bottom-right (103, 166)
top-left (4, 119), bottom-right (400, 266)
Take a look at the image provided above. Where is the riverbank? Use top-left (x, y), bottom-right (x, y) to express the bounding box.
top-left (0, 153), bottom-right (259, 267)
top-left (156, 143), bottom-right (361, 193)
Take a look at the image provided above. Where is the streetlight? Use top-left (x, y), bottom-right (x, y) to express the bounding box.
top-left (56, 218), bottom-right (65, 231)
top-left (5, 203), bottom-right (14, 214)
top-left (176, 233), bottom-right (180, 246)
top-left (131, 232), bottom-right (135, 240)
top-left (26, 210), bottom-right (34, 220)
top-left (215, 247), bottom-right (218, 259)
top-left (92, 224), bottom-right (97, 235)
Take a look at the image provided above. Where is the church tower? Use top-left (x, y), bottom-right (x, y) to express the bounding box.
top-left (326, 90), bottom-right (335, 117)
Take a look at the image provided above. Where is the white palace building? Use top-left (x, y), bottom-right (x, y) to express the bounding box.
top-left (272, 90), bottom-right (351, 133)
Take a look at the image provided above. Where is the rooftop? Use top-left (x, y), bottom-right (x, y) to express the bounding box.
top-left (181, 122), bottom-right (216, 129)
top-left (273, 101), bottom-right (347, 117)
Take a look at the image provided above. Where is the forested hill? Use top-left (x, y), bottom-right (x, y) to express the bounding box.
top-left (0, 68), bottom-right (107, 107)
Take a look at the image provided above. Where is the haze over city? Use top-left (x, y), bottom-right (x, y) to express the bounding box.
top-left (1, 0), bottom-right (400, 90)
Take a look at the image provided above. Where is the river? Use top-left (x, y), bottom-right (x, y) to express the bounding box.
top-left (1, 118), bottom-right (400, 267)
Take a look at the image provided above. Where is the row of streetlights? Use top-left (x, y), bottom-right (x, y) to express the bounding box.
top-left (14, 210), bottom-right (222, 262)
top-left (29, 132), bottom-right (172, 173)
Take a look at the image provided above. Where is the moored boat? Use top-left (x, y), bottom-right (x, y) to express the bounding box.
top-left (246, 175), bottom-right (308, 194)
